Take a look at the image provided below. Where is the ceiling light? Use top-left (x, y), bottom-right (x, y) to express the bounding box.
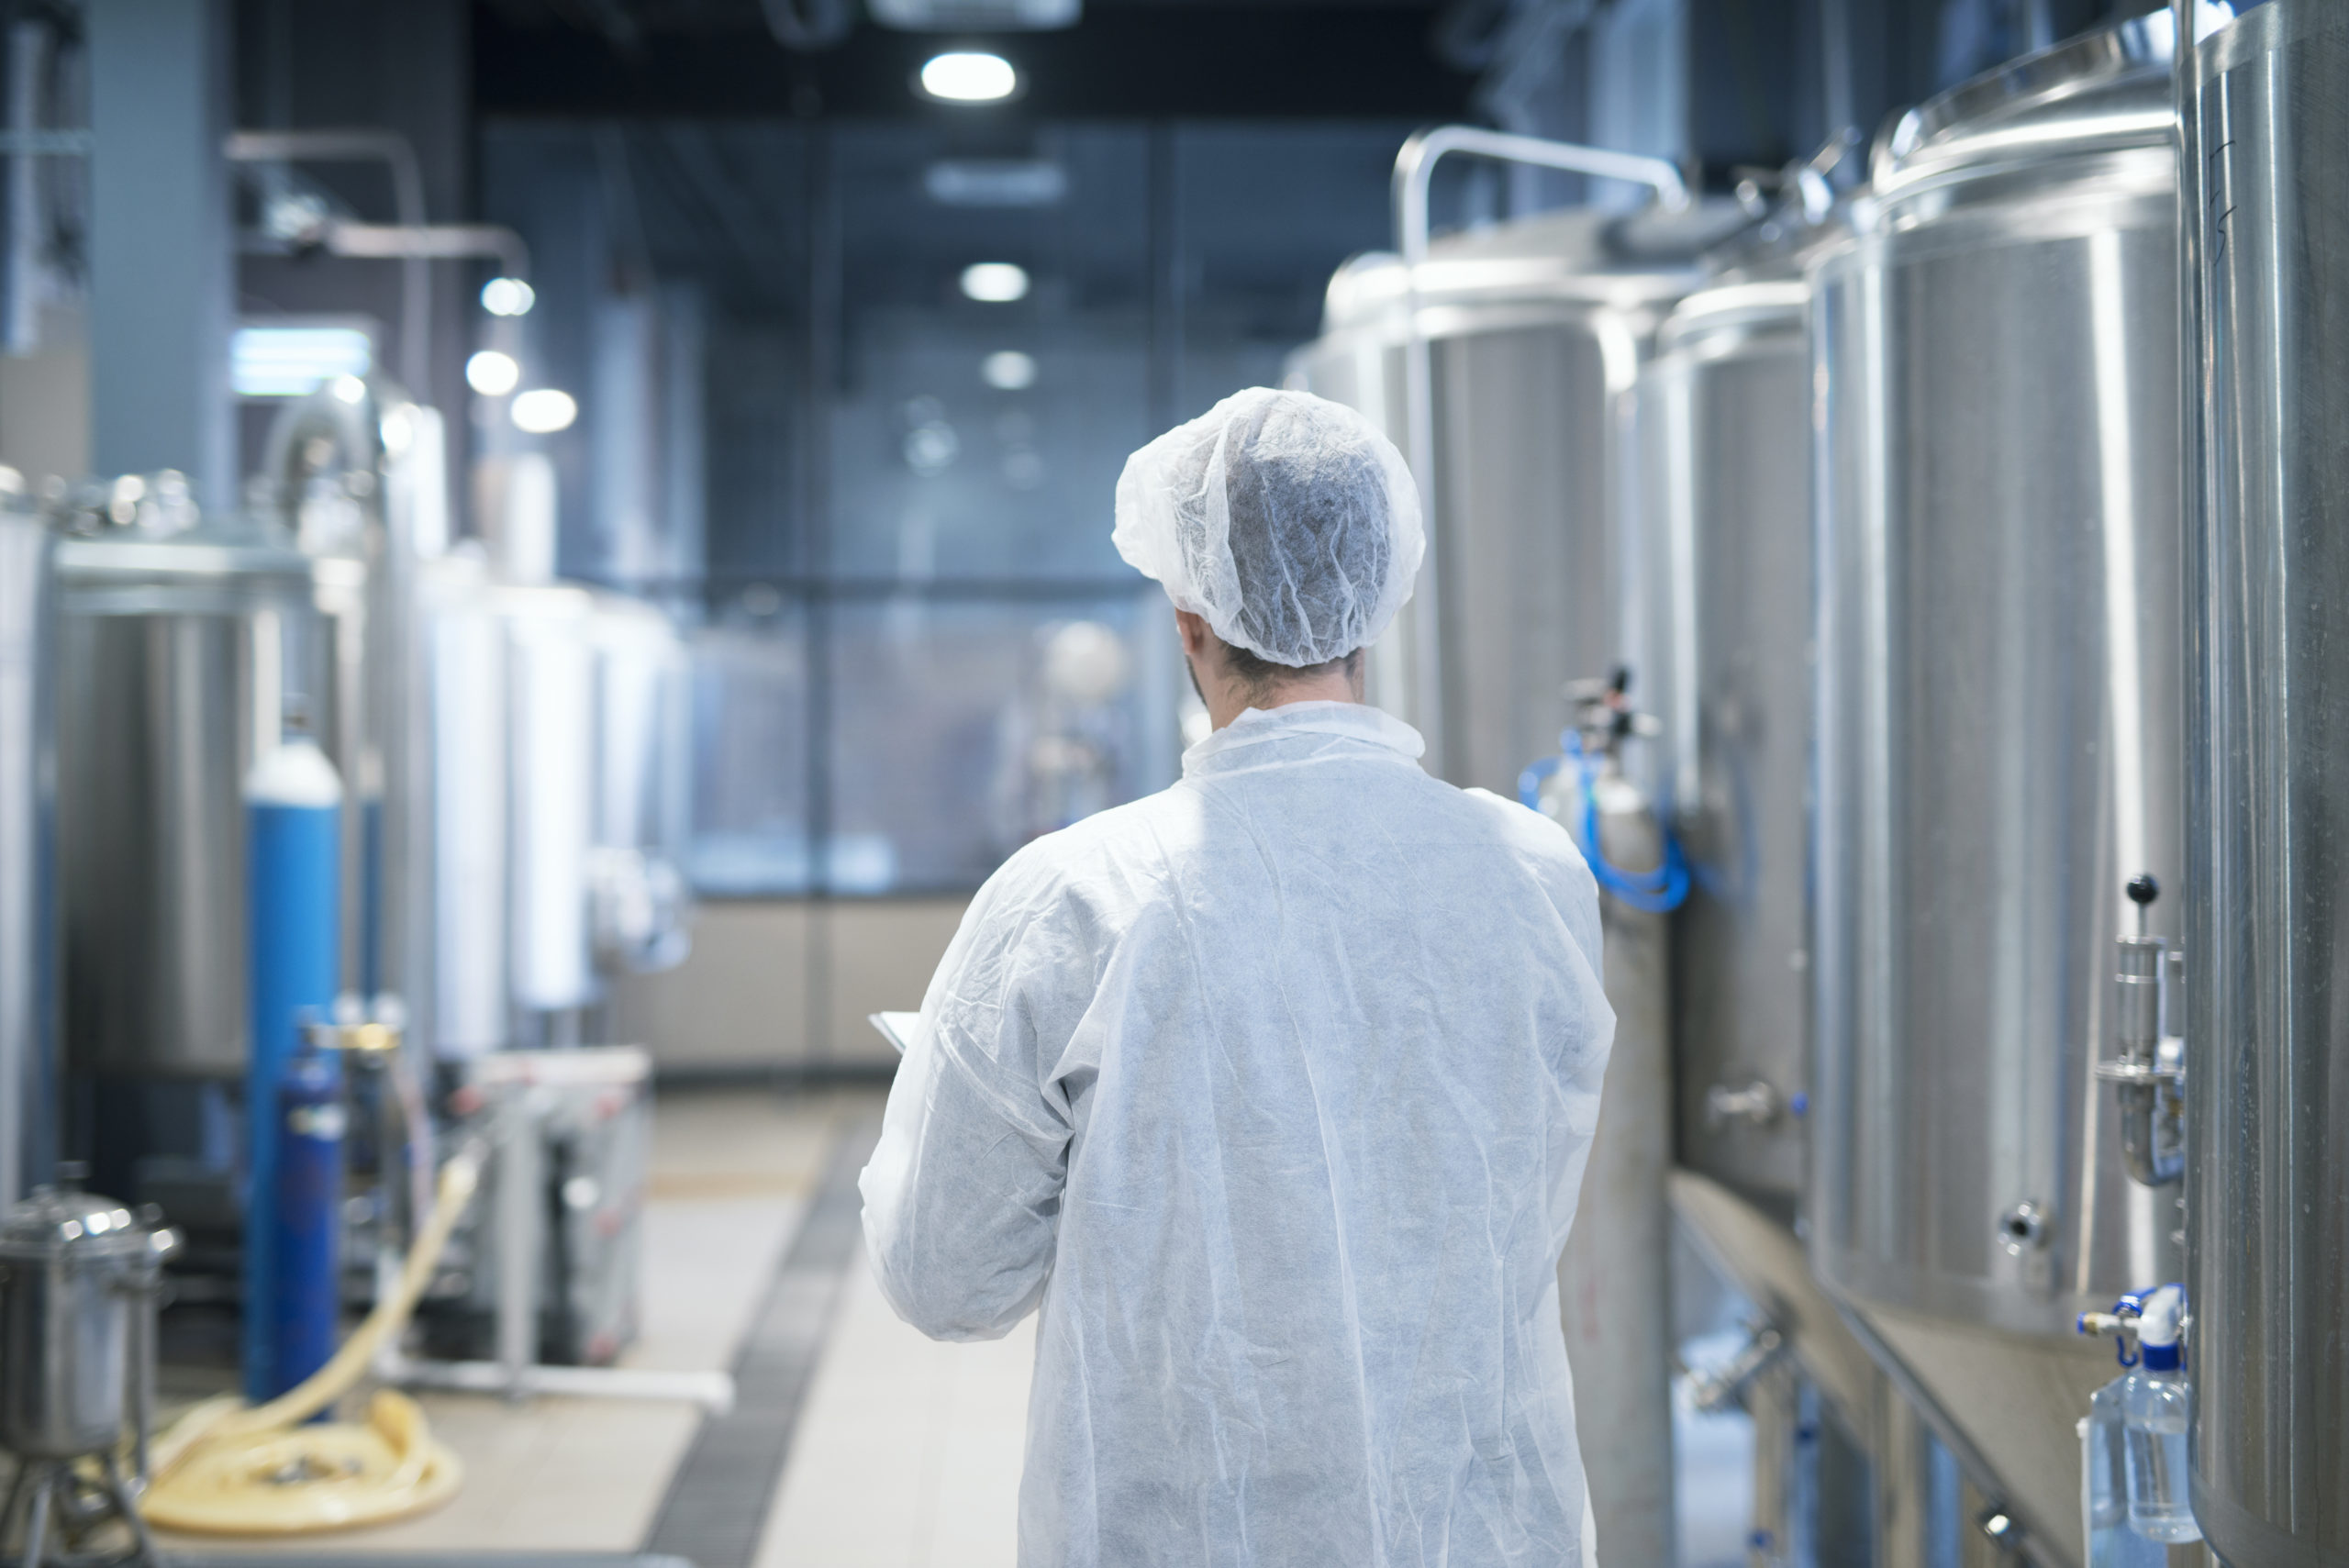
top-left (511, 388), bottom-right (578, 434)
top-left (920, 51), bottom-right (1017, 103)
top-left (960, 262), bottom-right (1030, 303)
top-left (982, 350), bottom-right (1037, 391)
top-left (481, 276), bottom-right (537, 317)
top-left (466, 350), bottom-right (520, 396)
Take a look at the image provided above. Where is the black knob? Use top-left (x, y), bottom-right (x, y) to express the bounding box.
top-left (2127, 874), bottom-right (2159, 907)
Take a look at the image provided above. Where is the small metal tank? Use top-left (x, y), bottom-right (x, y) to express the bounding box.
top-left (1808, 17), bottom-right (2182, 1559)
top-left (0, 1173), bottom-right (171, 1459)
top-left (2178, 1), bottom-right (2349, 1559)
top-left (0, 482), bottom-right (53, 1210)
top-left (55, 491), bottom-right (365, 1083)
top-left (1286, 211), bottom-right (1704, 795)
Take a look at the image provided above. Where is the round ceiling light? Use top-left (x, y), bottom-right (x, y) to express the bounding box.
top-left (481, 276), bottom-right (536, 317)
top-left (982, 350), bottom-right (1038, 391)
top-left (920, 51), bottom-right (1018, 104)
top-left (466, 350), bottom-right (521, 396)
top-left (511, 388), bottom-right (579, 434)
top-left (960, 262), bottom-right (1030, 303)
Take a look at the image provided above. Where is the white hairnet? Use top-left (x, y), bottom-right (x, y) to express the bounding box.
top-left (1112, 387), bottom-right (1424, 667)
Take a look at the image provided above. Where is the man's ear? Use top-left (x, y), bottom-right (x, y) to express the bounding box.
top-left (1174, 608), bottom-right (1212, 662)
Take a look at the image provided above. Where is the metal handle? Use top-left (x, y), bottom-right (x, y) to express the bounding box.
top-left (1391, 127), bottom-right (1691, 269)
top-left (1386, 129), bottom-right (1689, 779)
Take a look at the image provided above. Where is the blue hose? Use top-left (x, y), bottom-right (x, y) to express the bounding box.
top-left (1520, 730), bottom-right (1690, 914)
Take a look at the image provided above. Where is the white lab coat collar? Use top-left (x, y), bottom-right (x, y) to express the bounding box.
top-left (1181, 699), bottom-right (1427, 777)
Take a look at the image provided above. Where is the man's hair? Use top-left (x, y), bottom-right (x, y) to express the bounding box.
top-left (1216, 634), bottom-right (1364, 702)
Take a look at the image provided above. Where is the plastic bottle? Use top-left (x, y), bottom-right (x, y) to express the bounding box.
top-left (2121, 1284), bottom-right (2201, 1543)
top-left (2084, 1374), bottom-right (2164, 1567)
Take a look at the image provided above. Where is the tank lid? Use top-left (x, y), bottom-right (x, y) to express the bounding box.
top-left (1659, 280), bottom-right (1809, 351)
top-left (1319, 202), bottom-right (1743, 335)
top-left (1873, 14), bottom-right (2175, 201)
top-left (0, 1173), bottom-right (159, 1261)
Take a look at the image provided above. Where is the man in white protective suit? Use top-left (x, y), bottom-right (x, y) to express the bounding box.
top-left (859, 385), bottom-right (1617, 1568)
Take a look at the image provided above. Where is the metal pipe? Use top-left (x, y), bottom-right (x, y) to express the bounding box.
top-left (1390, 127), bottom-right (1687, 777)
top-left (224, 128), bottom-right (436, 395)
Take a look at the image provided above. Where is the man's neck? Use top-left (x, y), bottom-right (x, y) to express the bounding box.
top-left (1205, 673), bottom-right (1362, 731)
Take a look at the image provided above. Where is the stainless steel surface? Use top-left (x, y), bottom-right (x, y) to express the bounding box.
top-left (428, 567), bottom-right (689, 1056)
top-left (0, 500), bottom-right (52, 1208)
top-left (1287, 207), bottom-right (1702, 795)
top-left (1808, 20), bottom-right (2183, 1563)
top-left (2179, 3), bottom-right (2349, 1561)
top-left (1388, 131), bottom-right (1690, 774)
top-left (0, 1178), bottom-right (168, 1459)
top-left (1642, 278), bottom-right (1811, 1207)
top-left (55, 523), bottom-right (364, 1078)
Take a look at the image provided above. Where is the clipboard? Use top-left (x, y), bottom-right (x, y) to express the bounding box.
top-left (868, 1011), bottom-right (921, 1056)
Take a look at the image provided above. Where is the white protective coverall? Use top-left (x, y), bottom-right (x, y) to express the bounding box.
top-left (860, 698), bottom-right (1616, 1568)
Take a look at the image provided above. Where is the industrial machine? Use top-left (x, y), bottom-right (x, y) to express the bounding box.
top-left (1286, 154), bottom-right (1717, 800)
top-left (53, 472), bottom-right (368, 1241)
top-left (1809, 17), bottom-right (2183, 1561)
top-left (2176, 0), bottom-right (2349, 1560)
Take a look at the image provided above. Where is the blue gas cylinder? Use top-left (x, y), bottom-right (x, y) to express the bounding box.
top-left (273, 1040), bottom-right (346, 1396)
top-left (243, 732), bottom-right (343, 1403)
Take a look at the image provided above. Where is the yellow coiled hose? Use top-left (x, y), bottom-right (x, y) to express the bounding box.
top-left (140, 1145), bottom-right (484, 1535)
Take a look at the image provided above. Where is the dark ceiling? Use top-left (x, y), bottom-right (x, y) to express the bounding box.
top-left (474, 1), bottom-right (1475, 118)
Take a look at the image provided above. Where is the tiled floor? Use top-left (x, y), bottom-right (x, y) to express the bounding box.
top-left (757, 1246), bottom-right (1033, 1568)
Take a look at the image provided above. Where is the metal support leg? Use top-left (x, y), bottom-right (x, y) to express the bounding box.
top-left (20, 1462), bottom-right (53, 1568)
top-left (381, 1084), bottom-right (734, 1413)
top-left (495, 1095), bottom-right (540, 1404)
top-left (100, 1451), bottom-right (166, 1568)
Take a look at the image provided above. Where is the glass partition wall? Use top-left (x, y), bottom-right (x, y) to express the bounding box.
top-left (483, 118), bottom-right (1409, 897)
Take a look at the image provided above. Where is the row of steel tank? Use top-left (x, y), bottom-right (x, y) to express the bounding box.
top-left (0, 374), bottom-right (692, 1214)
top-left (1293, 4), bottom-right (2343, 1563)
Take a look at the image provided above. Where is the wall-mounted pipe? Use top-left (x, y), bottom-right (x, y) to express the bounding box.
top-left (226, 129), bottom-right (429, 395)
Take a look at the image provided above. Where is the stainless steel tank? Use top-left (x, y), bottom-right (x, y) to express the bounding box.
top-left (0, 1174), bottom-right (171, 1460)
top-left (0, 487), bottom-right (52, 1208)
top-left (427, 562), bottom-right (690, 1057)
top-left (1809, 18), bottom-right (2182, 1561)
top-left (1286, 211), bottom-right (1702, 796)
top-left (55, 501), bottom-right (365, 1078)
top-left (2177, 2), bottom-right (2349, 1560)
top-left (1642, 275), bottom-right (1812, 1211)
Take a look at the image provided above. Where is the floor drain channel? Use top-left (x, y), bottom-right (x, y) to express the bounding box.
top-left (642, 1115), bottom-right (881, 1568)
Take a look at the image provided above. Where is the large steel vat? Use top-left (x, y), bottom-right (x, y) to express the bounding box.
top-left (0, 488), bottom-right (52, 1208)
top-left (2178, 3), bottom-right (2349, 1561)
top-left (1286, 210), bottom-right (1701, 796)
top-left (56, 506), bottom-right (365, 1081)
top-left (1809, 18), bottom-right (2183, 1562)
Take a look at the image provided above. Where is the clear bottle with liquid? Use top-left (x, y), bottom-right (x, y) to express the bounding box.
top-left (2084, 1374), bottom-right (2165, 1567)
top-left (2121, 1284), bottom-right (2201, 1544)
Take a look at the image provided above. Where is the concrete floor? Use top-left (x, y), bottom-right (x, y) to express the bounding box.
top-left (148, 1085), bottom-right (1033, 1563)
